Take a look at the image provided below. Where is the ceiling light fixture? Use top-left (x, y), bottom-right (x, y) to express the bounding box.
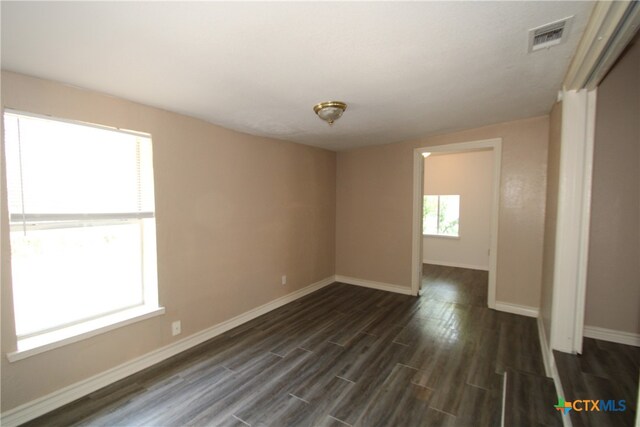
top-left (313, 101), bottom-right (347, 125)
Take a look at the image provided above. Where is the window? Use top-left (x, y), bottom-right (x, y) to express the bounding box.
top-left (423, 195), bottom-right (460, 237)
top-left (3, 111), bottom-right (161, 355)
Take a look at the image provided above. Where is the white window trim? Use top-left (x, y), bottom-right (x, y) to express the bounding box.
top-left (4, 108), bottom-right (151, 138)
top-left (3, 110), bottom-right (164, 362)
top-left (7, 305), bottom-right (165, 362)
top-left (423, 233), bottom-right (460, 240)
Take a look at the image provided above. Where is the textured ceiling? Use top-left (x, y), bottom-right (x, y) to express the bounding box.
top-left (1, 2), bottom-right (593, 151)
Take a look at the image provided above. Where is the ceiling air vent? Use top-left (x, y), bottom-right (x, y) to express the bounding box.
top-left (528, 16), bottom-right (574, 53)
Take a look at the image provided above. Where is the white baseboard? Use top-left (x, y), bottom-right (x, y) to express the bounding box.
top-left (583, 325), bottom-right (640, 347)
top-left (537, 317), bottom-right (572, 426)
top-left (422, 260), bottom-right (489, 271)
top-left (334, 275), bottom-right (415, 296)
top-left (494, 301), bottom-right (539, 318)
top-left (551, 353), bottom-right (572, 427)
top-left (0, 276), bottom-right (335, 427)
top-left (501, 372), bottom-right (507, 427)
top-left (537, 316), bottom-right (553, 378)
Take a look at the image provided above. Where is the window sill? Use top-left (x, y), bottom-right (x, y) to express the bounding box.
top-left (423, 234), bottom-right (460, 240)
top-left (7, 305), bottom-right (165, 363)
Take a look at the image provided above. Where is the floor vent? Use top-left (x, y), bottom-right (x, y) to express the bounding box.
top-left (528, 16), bottom-right (574, 53)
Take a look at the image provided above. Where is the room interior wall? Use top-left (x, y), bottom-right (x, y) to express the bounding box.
top-left (0, 71), bottom-right (337, 412)
top-left (336, 116), bottom-right (549, 309)
top-left (585, 38), bottom-right (640, 336)
top-left (540, 101), bottom-right (562, 352)
top-left (422, 150), bottom-right (493, 270)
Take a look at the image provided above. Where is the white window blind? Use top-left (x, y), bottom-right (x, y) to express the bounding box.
top-left (4, 112), bottom-right (154, 226)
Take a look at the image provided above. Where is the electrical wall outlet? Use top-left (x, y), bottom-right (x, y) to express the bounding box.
top-left (171, 320), bottom-right (181, 336)
top-left (281, 275), bottom-right (287, 285)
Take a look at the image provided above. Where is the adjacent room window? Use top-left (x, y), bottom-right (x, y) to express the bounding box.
top-left (3, 111), bottom-right (160, 352)
top-left (423, 195), bottom-right (460, 237)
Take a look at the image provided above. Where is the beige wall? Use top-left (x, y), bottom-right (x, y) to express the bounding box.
top-left (423, 150), bottom-right (494, 270)
top-left (540, 101), bottom-right (562, 345)
top-left (585, 38), bottom-right (640, 334)
top-left (336, 116), bottom-right (549, 308)
top-left (0, 72), bottom-right (336, 411)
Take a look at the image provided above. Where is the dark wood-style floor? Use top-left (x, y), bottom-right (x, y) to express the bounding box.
top-left (555, 338), bottom-right (639, 427)
top-left (24, 265), bottom-right (549, 427)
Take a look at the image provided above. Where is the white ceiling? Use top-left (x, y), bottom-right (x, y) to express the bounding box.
top-left (1, 1), bottom-right (594, 151)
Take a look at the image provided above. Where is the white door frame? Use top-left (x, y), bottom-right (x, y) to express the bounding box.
top-left (549, 89), bottom-right (597, 354)
top-left (548, 0), bottom-right (638, 357)
top-left (411, 138), bottom-right (502, 309)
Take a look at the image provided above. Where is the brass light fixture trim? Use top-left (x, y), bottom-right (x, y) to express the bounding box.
top-left (313, 101), bottom-right (347, 125)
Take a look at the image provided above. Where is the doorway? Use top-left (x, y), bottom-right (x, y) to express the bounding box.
top-left (411, 138), bottom-right (502, 309)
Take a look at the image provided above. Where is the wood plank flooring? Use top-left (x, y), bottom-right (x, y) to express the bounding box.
top-left (554, 338), bottom-right (639, 427)
top-left (503, 368), bottom-right (560, 426)
top-left (23, 264), bottom-right (547, 427)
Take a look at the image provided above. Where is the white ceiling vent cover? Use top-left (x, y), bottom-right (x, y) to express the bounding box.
top-left (528, 16), bottom-right (574, 53)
